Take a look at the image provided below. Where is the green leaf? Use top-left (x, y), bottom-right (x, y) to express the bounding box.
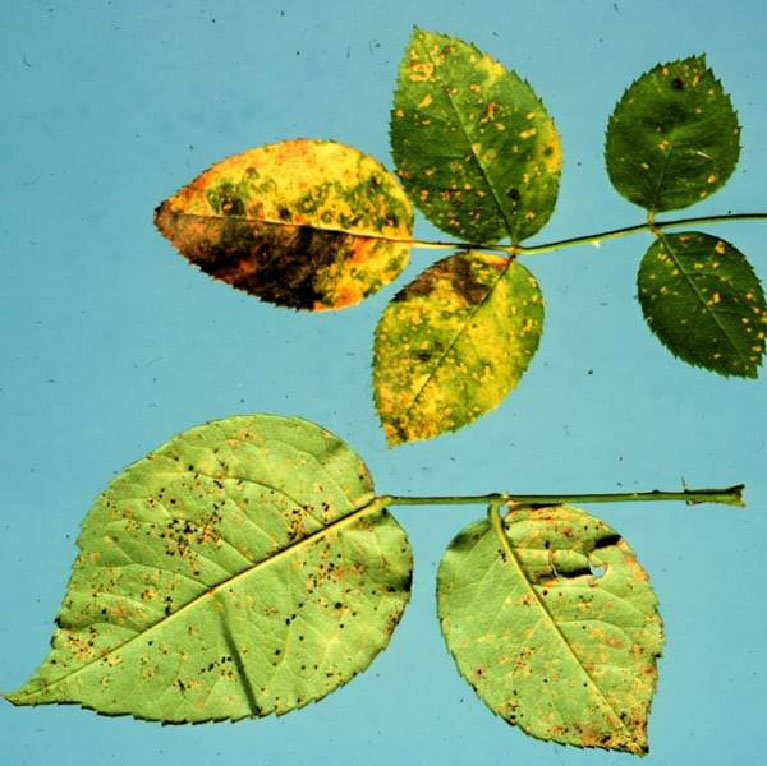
top-left (154, 138), bottom-right (413, 311)
top-left (605, 55), bottom-right (740, 212)
top-left (437, 505), bottom-right (663, 755)
top-left (373, 252), bottom-right (543, 445)
top-left (391, 27), bottom-right (562, 244)
top-left (638, 231), bottom-right (767, 377)
top-left (6, 415), bottom-right (413, 722)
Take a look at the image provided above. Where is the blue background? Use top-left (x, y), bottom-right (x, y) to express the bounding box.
top-left (1, 1), bottom-right (765, 764)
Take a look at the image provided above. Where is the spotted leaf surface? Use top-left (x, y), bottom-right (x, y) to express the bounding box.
top-left (373, 252), bottom-right (543, 445)
top-left (391, 28), bottom-right (562, 244)
top-left (6, 415), bottom-right (413, 722)
top-left (155, 139), bottom-right (413, 310)
top-left (606, 56), bottom-right (740, 212)
top-left (437, 506), bottom-right (663, 755)
top-left (638, 231), bottom-right (766, 377)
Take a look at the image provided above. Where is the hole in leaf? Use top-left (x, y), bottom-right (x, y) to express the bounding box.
top-left (589, 562), bottom-right (606, 579)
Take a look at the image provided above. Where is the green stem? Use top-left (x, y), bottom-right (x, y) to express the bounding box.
top-left (378, 484), bottom-right (745, 509)
top-left (518, 212), bottom-right (767, 256)
top-left (410, 212), bottom-right (767, 257)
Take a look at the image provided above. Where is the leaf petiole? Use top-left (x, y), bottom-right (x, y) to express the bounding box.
top-left (407, 212), bottom-right (767, 258)
top-left (378, 484), bottom-right (745, 509)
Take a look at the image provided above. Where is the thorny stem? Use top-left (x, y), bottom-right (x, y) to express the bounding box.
top-left (376, 484), bottom-right (745, 510)
top-left (407, 213), bottom-right (767, 257)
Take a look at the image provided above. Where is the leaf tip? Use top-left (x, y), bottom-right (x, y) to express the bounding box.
top-left (153, 198), bottom-right (172, 237)
top-left (3, 689), bottom-right (25, 706)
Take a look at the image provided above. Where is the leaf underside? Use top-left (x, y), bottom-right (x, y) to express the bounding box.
top-left (638, 231), bottom-right (766, 377)
top-left (391, 27), bottom-right (561, 244)
top-left (437, 506), bottom-right (663, 755)
top-left (154, 138), bottom-right (414, 311)
top-left (605, 55), bottom-right (740, 212)
top-left (7, 415), bottom-right (413, 722)
top-left (373, 251), bottom-right (544, 445)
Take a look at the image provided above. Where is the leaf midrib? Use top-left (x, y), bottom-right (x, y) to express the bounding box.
top-left (488, 511), bottom-right (632, 740)
top-left (656, 231), bottom-right (752, 370)
top-left (392, 256), bottom-right (514, 422)
top-left (418, 34), bottom-right (517, 241)
top-left (158, 208), bottom-right (414, 246)
top-left (648, 138), bottom-right (676, 211)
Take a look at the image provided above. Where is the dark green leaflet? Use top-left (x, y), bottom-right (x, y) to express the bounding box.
top-left (606, 56), bottom-right (740, 212)
top-left (638, 231), bottom-right (766, 377)
top-left (391, 28), bottom-right (561, 244)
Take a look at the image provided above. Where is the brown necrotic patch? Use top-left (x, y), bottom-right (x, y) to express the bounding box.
top-left (393, 253), bottom-right (497, 306)
top-left (155, 204), bottom-right (355, 310)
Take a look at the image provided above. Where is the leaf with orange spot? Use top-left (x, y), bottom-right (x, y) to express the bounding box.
top-left (6, 414), bottom-right (412, 722)
top-left (373, 252), bottom-right (544, 445)
top-left (437, 505), bottom-right (663, 755)
top-left (638, 231), bottom-right (766, 377)
top-left (606, 56), bottom-right (740, 212)
top-left (155, 139), bottom-right (413, 310)
top-left (391, 28), bottom-right (562, 244)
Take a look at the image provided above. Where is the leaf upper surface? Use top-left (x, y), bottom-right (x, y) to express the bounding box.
top-left (391, 28), bottom-right (562, 244)
top-left (437, 506), bottom-right (663, 755)
top-left (154, 138), bottom-right (414, 311)
top-left (373, 251), bottom-right (543, 445)
top-left (7, 415), bottom-right (413, 722)
top-left (605, 56), bottom-right (740, 212)
top-left (638, 231), bottom-right (766, 377)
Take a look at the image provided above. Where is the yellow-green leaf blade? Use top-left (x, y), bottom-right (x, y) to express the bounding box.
top-left (437, 506), bottom-right (663, 755)
top-left (373, 252), bottom-right (543, 445)
top-left (154, 139), bottom-right (413, 311)
top-left (7, 414), bottom-right (413, 722)
top-left (638, 232), bottom-right (767, 377)
top-left (391, 28), bottom-right (561, 244)
top-left (605, 56), bottom-right (740, 212)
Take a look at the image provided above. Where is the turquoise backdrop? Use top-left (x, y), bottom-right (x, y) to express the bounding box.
top-left (1, 1), bottom-right (765, 764)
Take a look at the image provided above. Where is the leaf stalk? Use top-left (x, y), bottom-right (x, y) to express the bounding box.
top-left (378, 484), bottom-right (745, 509)
top-left (409, 213), bottom-right (767, 257)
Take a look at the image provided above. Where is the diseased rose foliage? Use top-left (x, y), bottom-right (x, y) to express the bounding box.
top-left (438, 505), bottom-right (663, 755)
top-left (155, 139), bottom-right (413, 311)
top-left (7, 415), bottom-right (412, 721)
